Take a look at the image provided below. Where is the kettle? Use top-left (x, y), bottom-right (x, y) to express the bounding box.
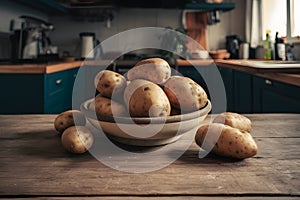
top-left (79, 32), bottom-right (101, 60)
top-left (226, 35), bottom-right (241, 59)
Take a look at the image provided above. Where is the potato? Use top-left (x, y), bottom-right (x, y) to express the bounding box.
top-left (92, 94), bottom-right (126, 117)
top-left (124, 79), bottom-right (171, 117)
top-left (61, 126), bottom-right (94, 154)
top-left (164, 76), bottom-right (208, 112)
top-left (213, 112), bottom-right (252, 132)
top-left (94, 70), bottom-right (127, 101)
top-left (195, 124), bottom-right (258, 159)
top-left (127, 58), bottom-right (171, 85)
top-left (54, 110), bottom-right (86, 133)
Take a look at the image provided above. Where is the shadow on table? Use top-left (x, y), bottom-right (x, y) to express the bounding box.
top-left (175, 149), bottom-right (247, 164)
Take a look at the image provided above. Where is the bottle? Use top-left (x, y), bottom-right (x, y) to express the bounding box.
top-left (275, 32), bottom-right (286, 60)
top-left (263, 30), bottom-right (272, 60)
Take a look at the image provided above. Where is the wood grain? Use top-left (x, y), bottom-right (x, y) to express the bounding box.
top-left (215, 59), bottom-right (300, 73)
top-left (176, 59), bottom-right (214, 66)
top-left (3, 197), bottom-right (300, 200)
top-left (0, 114), bottom-right (299, 198)
top-left (177, 59), bottom-right (300, 87)
top-left (0, 60), bottom-right (111, 74)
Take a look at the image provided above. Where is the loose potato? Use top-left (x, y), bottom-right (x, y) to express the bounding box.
top-left (54, 110), bottom-right (86, 133)
top-left (92, 94), bottom-right (126, 117)
top-left (213, 112), bottom-right (252, 132)
top-left (94, 70), bottom-right (127, 100)
top-left (61, 126), bottom-right (94, 154)
top-left (127, 58), bottom-right (171, 85)
top-left (195, 124), bottom-right (258, 159)
top-left (124, 79), bottom-right (171, 117)
top-left (164, 76), bottom-right (208, 112)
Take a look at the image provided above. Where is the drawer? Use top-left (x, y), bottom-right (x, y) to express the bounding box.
top-left (44, 68), bottom-right (80, 113)
top-left (45, 70), bottom-right (69, 99)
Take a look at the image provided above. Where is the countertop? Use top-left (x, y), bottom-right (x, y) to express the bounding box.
top-left (0, 60), bottom-right (112, 74)
top-left (0, 59), bottom-right (299, 87)
top-left (215, 60), bottom-right (300, 87)
top-left (177, 59), bottom-right (300, 87)
top-left (0, 114), bottom-right (299, 199)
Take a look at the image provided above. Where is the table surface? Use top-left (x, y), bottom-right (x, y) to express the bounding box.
top-left (0, 114), bottom-right (299, 199)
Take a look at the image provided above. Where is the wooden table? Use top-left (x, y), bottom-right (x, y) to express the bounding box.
top-left (0, 114), bottom-right (299, 199)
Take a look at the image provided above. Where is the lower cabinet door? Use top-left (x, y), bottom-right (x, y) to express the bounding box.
top-left (233, 71), bottom-right (253, 113)
top-left (44, 67), bottom-right (80, 114)
top-left (0, 74), bottom-right (44, 114)
top-left (218, 67), bottom-right (234, 111)
top-left (253, 76), bottom-right (300, 113)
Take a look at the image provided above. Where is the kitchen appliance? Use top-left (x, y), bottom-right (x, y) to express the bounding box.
top-left (10, 16), bottom-right (58, 63)
top-left (80, 32), bottom-right (102, 60)
top-left (226, 35), bottom-right (241, 59)
top-left (239, 43), bottom-right (249, 59)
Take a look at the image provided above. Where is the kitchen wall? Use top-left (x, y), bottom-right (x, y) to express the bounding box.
top-left (0, 0), bottom-right (48, 33)
top-left (49, 0), bottom-right (246, 57)
top-left (207, 0), bottom-right (246, 50)
top-left (49, 8), bottom-right (182, 58)
top-left (0, 0), bottom-right (245, 59)
top-left (0, 0), bottom-right (48, 59)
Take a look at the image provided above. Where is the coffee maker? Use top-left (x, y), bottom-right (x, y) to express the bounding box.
top-left (10, 16), bottom-right (57, 63)
top-left (226, 35), bottom-right (241, 59)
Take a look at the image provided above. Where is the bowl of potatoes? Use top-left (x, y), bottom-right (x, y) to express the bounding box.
top-left (80, 58), bottom-right (211, 146)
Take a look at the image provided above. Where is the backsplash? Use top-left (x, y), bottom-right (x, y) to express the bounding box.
top-left (49, 0), bottom-right (245, 58)
top-left (49, 8), bottom-right (182, 58)
top-left (0, 0), bottom-right (245, 60)
top-left (0, 32), bottom-right (11, 60)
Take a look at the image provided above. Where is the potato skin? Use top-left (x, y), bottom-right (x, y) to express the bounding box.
top-left (90, 94), bottom-right (126, 117)
top-left (213, 112), bottom-right (252, 132)
top-left (164, 76), bottom-right (208, 112)
top-left (195, 124), bottom-right (258, 159)
top-left (54, 110), bottom-right (86, 133)
top-left (61, 126), bottom-right (94, 154)
top-left (94, 70), bottom-right (126, 100)
top-left (124, 79), bottom-right (171, 117)
top-left (127, 58), bottom-right (171, 85)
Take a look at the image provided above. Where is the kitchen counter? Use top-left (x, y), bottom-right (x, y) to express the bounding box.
top-left (177, 59), bottom-right (300, 87)
top-left (0, 114), bottom-right (299, 199)
top-left (0, 60), bottom-right (112, 74)
top-left (1, 59), bottom-right (300, 87)
top-left (215, 59), bottom-right (300, 87)
top-left (215, 59), bottom-right (300, 73)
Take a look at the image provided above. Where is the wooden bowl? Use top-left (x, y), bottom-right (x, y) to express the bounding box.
top-left (209, 49), bottom-right (230, 59)
top-left (80, 99), bottom-right (211, 146)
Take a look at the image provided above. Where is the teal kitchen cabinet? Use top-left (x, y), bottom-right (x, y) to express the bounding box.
top-left (217, 65), bottom-right (300, 113)
top-left (233, 70), bottom-right (253, 113)
top-left (253, 76), bottom-right (300, 113)
top-left (0, 67), bottom-right (79, 114)
top-left (218, 67), bottom-right (234, 111)
top-left (44, 67), bottom-right (79, 113)
top-left (218, 68), bottom-right (253, 113)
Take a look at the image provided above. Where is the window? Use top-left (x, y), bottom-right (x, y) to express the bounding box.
top-left (261, 0), bottom-right (299, 41)
top-left (290, 0), bottom-right (300, 37)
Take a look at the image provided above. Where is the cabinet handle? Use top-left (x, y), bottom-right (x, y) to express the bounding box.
top-left (265, 79), bottom-right (272, 85)
top-left (56, 79), bottom-right (62, 85)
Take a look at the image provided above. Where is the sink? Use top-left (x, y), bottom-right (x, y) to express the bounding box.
top-left (242, 60), bottom-right (300, 68)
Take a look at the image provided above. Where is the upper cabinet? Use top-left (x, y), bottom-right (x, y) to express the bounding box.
top-left (13, 0), bottom-right (68, 14)
top-left (185, 2), bottom-right (235, 12)
top-left (13, 0), bottom-right (235, 14)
